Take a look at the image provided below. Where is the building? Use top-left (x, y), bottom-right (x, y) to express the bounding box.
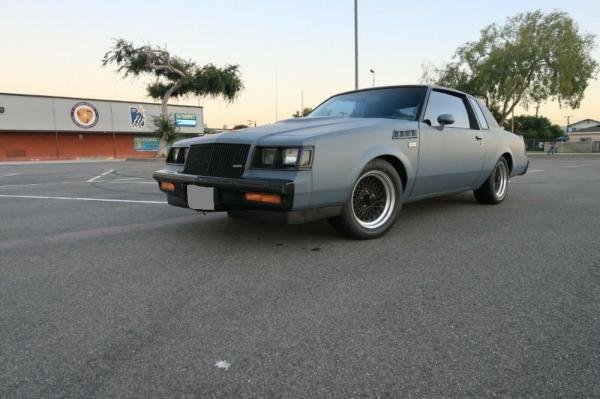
top-left (562, 118), bottom-right (600, 133)
top-left (567, 125), bottom-right (600, 143)
top-left (0, 93), bottom-right (203, 161)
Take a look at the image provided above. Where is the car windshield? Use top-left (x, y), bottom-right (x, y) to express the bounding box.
top-left (308, 87), bottom-right (427, 120)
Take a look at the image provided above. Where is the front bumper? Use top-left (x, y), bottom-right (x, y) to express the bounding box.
top-left (153, 169), bottom-right (294, 194)
top-left (152, 168), bottom-right (295, 213)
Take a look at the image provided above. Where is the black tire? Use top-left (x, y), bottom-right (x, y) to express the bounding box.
top-left (474, 157), bottom-right (510, 204)
top-left (329, 159), bottom-right (402, 239)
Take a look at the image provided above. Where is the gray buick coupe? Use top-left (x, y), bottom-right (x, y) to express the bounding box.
top-left (153, 85), bottom-right (528, 239)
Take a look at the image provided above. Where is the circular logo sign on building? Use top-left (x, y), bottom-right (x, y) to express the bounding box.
top-left (71, 102), bottom-right (99, 129)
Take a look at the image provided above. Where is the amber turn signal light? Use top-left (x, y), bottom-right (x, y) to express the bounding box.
top-left (160, 181), bottom-right (176, 192)
top-left (245, 192), bottom-right (282, 205)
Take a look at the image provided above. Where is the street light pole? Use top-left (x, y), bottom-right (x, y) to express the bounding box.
top-left (369, 69), bottom-right (375, 87)
top-left (354, 0), bottom-right (358, 90)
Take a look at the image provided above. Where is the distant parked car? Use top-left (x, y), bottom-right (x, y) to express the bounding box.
top-left (154, 85), bottom-right (528, 239)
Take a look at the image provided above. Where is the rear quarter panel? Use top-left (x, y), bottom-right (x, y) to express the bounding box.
top-left (475, 129), bottom-right (527, 188)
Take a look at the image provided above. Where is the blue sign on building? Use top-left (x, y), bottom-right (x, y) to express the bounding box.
top-left (130, 106), bottom-right (146, 128)
top-left (134, 137), bottom-right (160, 151)
top-left (174, 113), bottom-right (197, 127)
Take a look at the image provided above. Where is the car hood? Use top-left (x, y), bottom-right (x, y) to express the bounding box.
top-left (175, 117), bottom-right (412, 146)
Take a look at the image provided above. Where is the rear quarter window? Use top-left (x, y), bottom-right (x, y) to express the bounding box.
top-left (469, 97), bottom-right (489, 130)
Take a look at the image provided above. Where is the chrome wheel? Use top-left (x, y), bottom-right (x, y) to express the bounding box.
top-left (351, 170), bottom-right (395, 229)
top-left (493, 161), bottom-right (508, 199)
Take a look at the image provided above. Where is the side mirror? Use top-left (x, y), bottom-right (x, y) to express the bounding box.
top-left (437, 114), bottom-right (455, 130)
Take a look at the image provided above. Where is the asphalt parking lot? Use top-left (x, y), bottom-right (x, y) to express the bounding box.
top-left (1, 156), bottom-right (599, 398)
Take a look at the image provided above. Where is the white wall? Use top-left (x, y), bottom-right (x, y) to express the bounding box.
top-left (0, 93), bottom-right (204, 134)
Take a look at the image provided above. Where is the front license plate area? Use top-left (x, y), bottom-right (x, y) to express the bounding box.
top-left (187, 185), bottom-right (215, 210)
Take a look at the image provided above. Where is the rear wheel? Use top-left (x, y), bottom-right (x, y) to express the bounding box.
top-left (474, 157), bottom-right (509, 204)
top-left (329, 159), bottom-right (402, 239)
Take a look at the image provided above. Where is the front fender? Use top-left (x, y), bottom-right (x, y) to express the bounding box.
top-left (348, 145), bottom-right (416, 197)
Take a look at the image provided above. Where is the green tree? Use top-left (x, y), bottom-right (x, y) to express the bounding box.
top-left (503, 115), bottom-right (563, 139)
top-left (102, 39), bottom-right (243, 155)
top-left (422, 10), bottom-right (597, 125)
top-left (292, 107), bottom-right (313, 118)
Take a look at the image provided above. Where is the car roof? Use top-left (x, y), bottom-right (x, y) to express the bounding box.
top-left (332, 85), bottom-right (471, 98)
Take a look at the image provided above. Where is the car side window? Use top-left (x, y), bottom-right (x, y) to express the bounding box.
top-left (424, 90), bottom-right (470, 129)
top-left (469, 98), bottom-right (489, 130)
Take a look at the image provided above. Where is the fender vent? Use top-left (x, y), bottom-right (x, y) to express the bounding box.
top-left (392, 129), bottom-right (418, 139)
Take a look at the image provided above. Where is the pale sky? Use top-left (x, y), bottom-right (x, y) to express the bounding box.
top-left (1, 0), bottom-right (599, 128)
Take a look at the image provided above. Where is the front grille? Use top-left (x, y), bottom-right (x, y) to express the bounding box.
top-left (183, 143), bottom-right (250, 178)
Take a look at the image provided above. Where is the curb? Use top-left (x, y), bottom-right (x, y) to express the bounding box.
top-left (527, 153), bottom-right (600, 157)
top-left (125, 158), bottom-right (166, 162)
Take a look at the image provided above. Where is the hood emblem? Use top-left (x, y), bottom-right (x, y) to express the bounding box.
top-left (232, 164), bottom-right (243, 168)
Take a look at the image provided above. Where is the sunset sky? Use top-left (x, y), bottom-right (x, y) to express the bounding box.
top-left (1, 0), bottom-right (598, 128)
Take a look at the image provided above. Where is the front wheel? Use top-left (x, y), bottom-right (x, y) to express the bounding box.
top-left (474, 157), bottom-right (510, 204)
top-left (329, 159), bottom-right (402, 239)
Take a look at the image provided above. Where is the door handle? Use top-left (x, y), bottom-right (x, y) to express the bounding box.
top-left (475, 135), bottom-right (483, 141)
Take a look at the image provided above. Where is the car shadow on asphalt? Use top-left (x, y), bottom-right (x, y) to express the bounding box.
top-left (162, 192), bottom-right (480, 247)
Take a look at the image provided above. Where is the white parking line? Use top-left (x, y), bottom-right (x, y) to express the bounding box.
top-left (86, 169), bottom-right (115, 183)
top-left (528, 169), bottom-right (544, 173)
top-left (0, 180), bottom-right (155, 188)
top-left (96, 180), bottom-right (156, 185)
top-left (0, 173), bottom-right (19, 178)
top-left (564, 164), bottom-right (593, 168)
top-left (0, 194), bottom-right (166, 204)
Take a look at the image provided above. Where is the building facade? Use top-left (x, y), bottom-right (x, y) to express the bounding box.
top-left (563, 118), bottom-right (600, 133)
top-left (567, 126), bottom-right (600, 142)
top-left (0, 93), bottom-right (203, 161)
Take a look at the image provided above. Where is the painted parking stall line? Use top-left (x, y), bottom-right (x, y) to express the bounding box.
top-left (0, 194), bottom-right (166, 204)
top-left (0, 173), bottom-right (19, 178)
top-left (97, 181), bottom-right (156, 185)
top-left (87, 169), bottom-right (115, 183)
top-left (0, 181), bottom-right (88, 189)
top-left (563, 163), bottom-right (593, 168)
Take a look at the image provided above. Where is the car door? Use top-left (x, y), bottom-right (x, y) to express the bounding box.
top-left (410, 89), bottom-right (483, 197)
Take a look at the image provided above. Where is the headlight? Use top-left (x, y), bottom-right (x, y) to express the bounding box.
top-left (261, 148), bottom-right (278, 166)
top-left (167, 147), bottom-right (188, 164)
top-left (282, 148), bottom-right (299, 166)
top-left (252, 147), bottom-right (313, 169)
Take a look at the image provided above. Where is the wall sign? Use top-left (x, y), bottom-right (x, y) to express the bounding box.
top-left (134, 136), bottom-right (160, 151)
top-left (71, 102), bottom-right (99, 128)
top-left (174, 112), bottom-right (197, 127)
top-left (130, 105), bottom-right (145, 128)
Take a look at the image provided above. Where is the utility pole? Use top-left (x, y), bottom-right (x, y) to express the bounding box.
top-left (565, 115), bottom-right (574, 133)
top-left (301, 89), bottom-right (304, 116)
top-left (275, 69), bottom-right (278, 122)
top-left (354, 0), bottom-right (358, 90)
